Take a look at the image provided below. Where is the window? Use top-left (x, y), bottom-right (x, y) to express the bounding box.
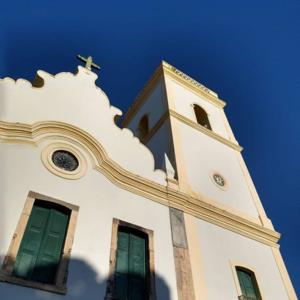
top-left (236, 267), bottom-right (262, 300)
top-left (0, 191), bottom-right (79, 294)
top-left (106, 219), bottom-right (155, 300)
top-left (115, 227), bottom-right (149, 299)
top-left (41, 143), bottom-right (87, 180)
top-left (137, 115), bottom-right (149, 140)
top-left (193, 104), bottom-right (212, 130)
top-left (12, 200), bottom-right (70, 284)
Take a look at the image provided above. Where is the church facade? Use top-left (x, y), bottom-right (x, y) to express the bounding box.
top-left (0, 61), bottom-right (297, 299)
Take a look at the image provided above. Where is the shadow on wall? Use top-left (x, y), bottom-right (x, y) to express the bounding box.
top-left (0, 256), bottom-right (171, 300)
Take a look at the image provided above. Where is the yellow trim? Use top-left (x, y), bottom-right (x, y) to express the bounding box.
top-left (132, 101), bottom-right (242, 154)
top-left (0, 120), bottom-right (280, 247)
top-left (162, 71), bottom-right (192, 193)
top-left (141, 111), bottom-right (169, 145)
top-left (162, 61), bottom-right (226, 107)
top-left (234, 151), bottom-right (273, 229)
top-left (0, 191), bottom-right (79, 294)
top-left (106, 219), bottom-right (156, 300)
top-left (122, 61), bottom-right (226, 127)
top-left (169, 109), bottom-right (243, 152)
top-left (271, 247), bottom-right (298, 300)
top-left (122, 65), bottom-right (164, 127)
top-left (143, 110), bottom-right (243, 154)
top-left (220, 109), bottom-right (239, 146)
top-left (41, 142), bottom-right (87, 180)
top-left (229, 260), bottom-right (265, 300)
top-left (185, 213), bottom-right (208, 300)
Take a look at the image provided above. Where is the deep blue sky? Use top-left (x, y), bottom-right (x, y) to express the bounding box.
top-left (1, 0), bottom-right (299, 296)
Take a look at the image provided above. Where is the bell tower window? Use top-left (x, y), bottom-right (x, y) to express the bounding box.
top-left (193, 104), bottom-right (212, 130)
top-left (137, 115), bottom-right (149, 140)
top-left (236, 267), bottom-right (262, 300)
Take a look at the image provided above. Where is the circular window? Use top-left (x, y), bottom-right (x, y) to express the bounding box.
top-left (211, 172), bottom-right (228, 190)
top-left (213, 173), bottom-right (226, 187)
top-left (42, 143), bottom-right (87, 180)
top-left (52, 150), bottom-right (79, 171)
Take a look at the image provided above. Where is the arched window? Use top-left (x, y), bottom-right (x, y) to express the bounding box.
top-left (137, 115), bottom-right (149, 140)
top-left (236, 267), bottom-right (262, 300)
top-left (193, 104), bottom-right (212, 130)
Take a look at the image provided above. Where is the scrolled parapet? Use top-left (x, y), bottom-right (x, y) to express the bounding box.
top-left (0, 66), bottom-right (166, 184)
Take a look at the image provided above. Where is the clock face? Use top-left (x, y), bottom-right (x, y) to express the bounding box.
top-left (52, 150), bottom-right (79, 172)
top-left (213, 173), bottom-right (226, 187)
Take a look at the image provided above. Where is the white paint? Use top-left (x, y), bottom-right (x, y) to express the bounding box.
top-left (0, 142), bottom-right (178, 300)
top-left (178, 119), bottom-right (259, 218)
top-left (146, 120), bottom-right (176, 172)
top-left (0, 67), bottom-right (166, 184)
top-left (195, 219), bottom-right (289, 300)
top-left (0, 64), bottom-right (292, 300)
top-left (165, 76), bottom-right (230, 140)
top-left (127, 74), bottom-right (261, 218)
top-left (126, 78), bottom-right (167, 136)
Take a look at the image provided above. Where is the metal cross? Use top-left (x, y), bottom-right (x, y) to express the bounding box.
top-left (77, 55), bottom-right (100, 71)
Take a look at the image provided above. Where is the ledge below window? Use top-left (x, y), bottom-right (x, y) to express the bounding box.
top-left (0, 273), bottom-right (67, 295)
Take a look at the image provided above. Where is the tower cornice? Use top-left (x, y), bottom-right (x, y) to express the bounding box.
top-left (122, 61), bottom-right (226, 128)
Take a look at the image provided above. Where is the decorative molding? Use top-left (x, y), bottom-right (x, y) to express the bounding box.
top-left (229, 260), bottom-right (264, 300)
top-left (163, 61), bottom-right (218, 97)
top-left (210, 171), bottom-right (229, 191)
top-left (169, 110), bottom-right (243, 152)
top-left (0, 120), bottom-right (280, 247)
top-left (162, 61), bottom-right (226, 108)
top-left (141, 109), bottom-right (243, 152)
top-left (141, 111), bottom-right (170, 145)
top-left (234, 150), bottom-right (272, 229)
top-left (122, 65), bottom-right (163, 127)
top-left (271, 247), bottom-right (298, 300)
top-left (122, 61), bottom-right (226, 128)
top-left (162, 72), bottom-right (192, 192)
top-left (41, 143), bottom-right (87, 180)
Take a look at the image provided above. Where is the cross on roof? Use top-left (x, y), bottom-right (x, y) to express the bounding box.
top-left (77, 55), bottom-right (100, 71)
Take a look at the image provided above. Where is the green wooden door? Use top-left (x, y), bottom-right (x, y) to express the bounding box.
top-left (237, 269), bottom-right (260, 300)
top-left (13, 202), bottom-right (69, 284)
top-left (115, 228), bottom-right (148, 300)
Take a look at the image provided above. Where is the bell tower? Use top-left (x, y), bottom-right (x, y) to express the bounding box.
top-left (122, 61), bottom-right (272, 228)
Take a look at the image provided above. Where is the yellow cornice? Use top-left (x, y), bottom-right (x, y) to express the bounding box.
top-left (140, 109), bottom-right (242, 152)
top-left (0, 121), bottom-right (279, 247)
top-left (122, 61), bottom-right (226, 128)
top-left (169, 110), bottom-right (243, 152)
top-left (161, 61), bottom-right (226, 108)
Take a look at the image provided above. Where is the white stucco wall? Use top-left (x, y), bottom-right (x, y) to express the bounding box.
top-left (146, 121), bottom-right (175, 172)
top-left (0, 67), bottom-right (166, 185)
top-left (196, 219), bottom-right (288, 300)
top-left (0, 142), bottom-right (178, 300)
top-left (165, 76), bottom-right (230, 140)
top-left (124, 74), bottom-right (260, 218)
top-left (177, 119), bottom-right (259, 218)
top-left (0, 65), bottom-right (291, 300)
top-left (126, 78), bottom-right (168, 136)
